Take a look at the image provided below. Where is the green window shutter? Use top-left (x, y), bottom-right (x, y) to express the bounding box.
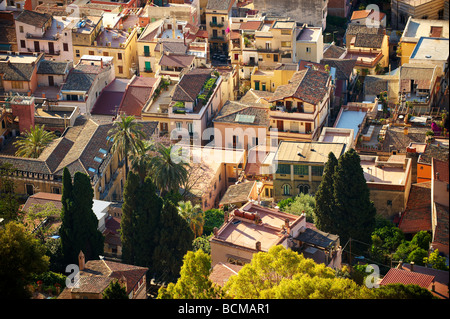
top-left (144, 61), bottom-right (151, 71)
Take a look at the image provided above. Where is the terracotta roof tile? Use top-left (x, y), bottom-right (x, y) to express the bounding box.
top-left (380, 268), bottom-right (434, 289)
top-left (269, 68), bottom-right (330, 105)
top-left (399, 182), bottom-right (432, 234)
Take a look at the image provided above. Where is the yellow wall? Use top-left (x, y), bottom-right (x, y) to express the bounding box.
top-left (251, 68), bottom-right (296, 92)
top-left (73, 29), bottom-right (138, 79)
top-left (399, 41), bottom-right (416, 66)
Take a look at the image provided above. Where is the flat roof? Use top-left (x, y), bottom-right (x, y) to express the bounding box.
top-left (360, 155), bottom-right (409, 185)
top-left (274, 141), bottom-right (346, 164)
top-left (410, 37), bottom-right (449, 61)
top-left (334, 109), bottom-right (367, 139)
top-left (213, 202), bottom-right (303, 251)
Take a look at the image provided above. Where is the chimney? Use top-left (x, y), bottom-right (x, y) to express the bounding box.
top-left (224, 211), bottom-right (229, 223)
top-left (285, 218), bottom-right (290, 233)
top-left (410, 261), bottom-right (414, 272)
top-left (213, 227), bottom-right (218, 236)
top-left (397, 260), bottom-right (403, 269)
top-left (78, 251), bottom-right (85, 271)
top-left (255, 241), bottom-right (261, 251)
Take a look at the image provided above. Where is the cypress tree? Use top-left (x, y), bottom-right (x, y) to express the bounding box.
top-left (314, 152), bottom-right (338, 234)
top-left (120, 171), bottom-right (140, 265)
top-left (333, 149), bottom-right (376, 250)
top-left (72, 172), bottom-right (104, 262)
top-left (59, 168), bottom-right (76, 264)
top-left (59, 169), bottom-right (104, 264)
top-left (121, 171), bottom-right (193, 282)
top-left (152, 200), bottom-right (194, 282)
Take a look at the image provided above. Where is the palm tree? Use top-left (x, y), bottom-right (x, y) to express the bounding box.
top-left (129, 139), bottom-right (155, 183)
top-left (14, 125), bottom-right (56, 158)
top-left (150, 143), bottom-right (189, 196)
top-left (108, 115), bottom-right (146, 176)
top-left (177, 200), bottom-right (204, 238)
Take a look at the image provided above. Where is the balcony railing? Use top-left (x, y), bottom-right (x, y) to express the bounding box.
top-left (209, 21), bottom-right (224, 28)
top-left (210, 35), bottom-right (225, 41)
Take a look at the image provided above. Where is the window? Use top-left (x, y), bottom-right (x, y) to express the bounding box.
top-left (293, 165), bottom-right (308, 175)
top-left (306, 47), bottom-right (311, 53)
top-left (281, 29), bottom-right (291, 35)
top-left (89, 50), bottom-right (94, 55)
top-left (75, 49), bottom-right (80, 57)
top-left (282, 184), bottom-right (291, 196)
top-left (187, 122), bottom-right (193, 134)
top-left (176, 122), bottom-right (182, 131)
top-left (311, 166), bottom-right (324, 176)
top-left (20, 40), bottom-right (26, 48)
top-left (103, 52), bottom-right (109, 56)
top-left (277, 164), bottom-right (290, 175)
top-left (281, 41), bottom-right (291, 47)
top-left (19, 25), bottom-right (24, 33)
top-left (298, 184), bottom-right (310, 195)
top-left (25, 184), bottom-right (34, 196)
top-left (117, 52), bottom-right (122, 60)
top-left (63, 43), bottom-right (69, 51)
top-left (118, 66), bottom-right (123, 74)
top-left (51, 187), bottom-right (61, 194)
top-left (144, 61), bottom-right (151, 72)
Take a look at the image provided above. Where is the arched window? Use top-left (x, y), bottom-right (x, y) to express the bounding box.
top-left (282, 184), bottom-right (291, 196)
top-left (298, 184), bottom-right (310, 195)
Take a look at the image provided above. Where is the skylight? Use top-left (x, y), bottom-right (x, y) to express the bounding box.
top-left (235, 114), bottom-right (256, 123)
top-left (88, 167), bottom-right (97, 173)
top-left (94, 156), bottom-right (103, 163)
top-left (99, 148), bottom-right (108, 155)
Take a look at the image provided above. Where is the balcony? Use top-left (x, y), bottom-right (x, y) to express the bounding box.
top-left (210, 35), bottom-right (225, 42)
top-left (209, 21), bottom-right (224, 28)
top-left (256, 46), bottom-right (280, 54)
top-left (269, 108), bottom-right (315, 121)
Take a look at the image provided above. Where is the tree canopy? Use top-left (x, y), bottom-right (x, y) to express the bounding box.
top-left (0, 222), bottom-right (49, 298)
top-left (59, 168), bottom-right (104, 265)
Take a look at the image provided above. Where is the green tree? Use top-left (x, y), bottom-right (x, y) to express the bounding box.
top-left (121, 172), bottom-right (193, 282)
top-left (59, 169), bottom-right (104, 264)
top-left (223, 245), bottom-right (372, 299)
top-left (153, 200), bottom-right (194, 282)
top-left (393, 231), bottom-right (432, 265)
top-left (0, 222), bottom-right (49, 298)
top-left (314, 152), bottom-right (338, 233)
top-left (59, 167), bottom-right (76, 264)
top-left (410, 231), bottom-right (431, 251)
top-left (372, 283), bottom-right (436, 299)
top-left (192, 234), bottom-right (212, 254)
top-left (157, 250), bottom-right (223, 299)
top-left (121, 171), bottom-right (162, 267)
top-left (423, 249), bottom-right (449, 271)
top-left (370, 226), bottom-right (405, 264)
top-left (129, 139), bottom-right (154, 183)
top-left (150, 143), bottom-right (188, 196)
top-left (72, 172), bottom-right (104, 261)
top-left (102, 280), bottom-right (128, 299)
top-left (177, 200), bottom-right (204, 238)
top-left (203, 208), bottom-right (224, 235)
top-left (278, 193), bottom-right (316, 222)
top-left (13, 125), bottom-right (56, 158)
top-left (0, 162), bottom-right (20, 223)
top-left (332, 149), bottom-right (376, 249)
top-left (108, 115), bottom-right (146, 176)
